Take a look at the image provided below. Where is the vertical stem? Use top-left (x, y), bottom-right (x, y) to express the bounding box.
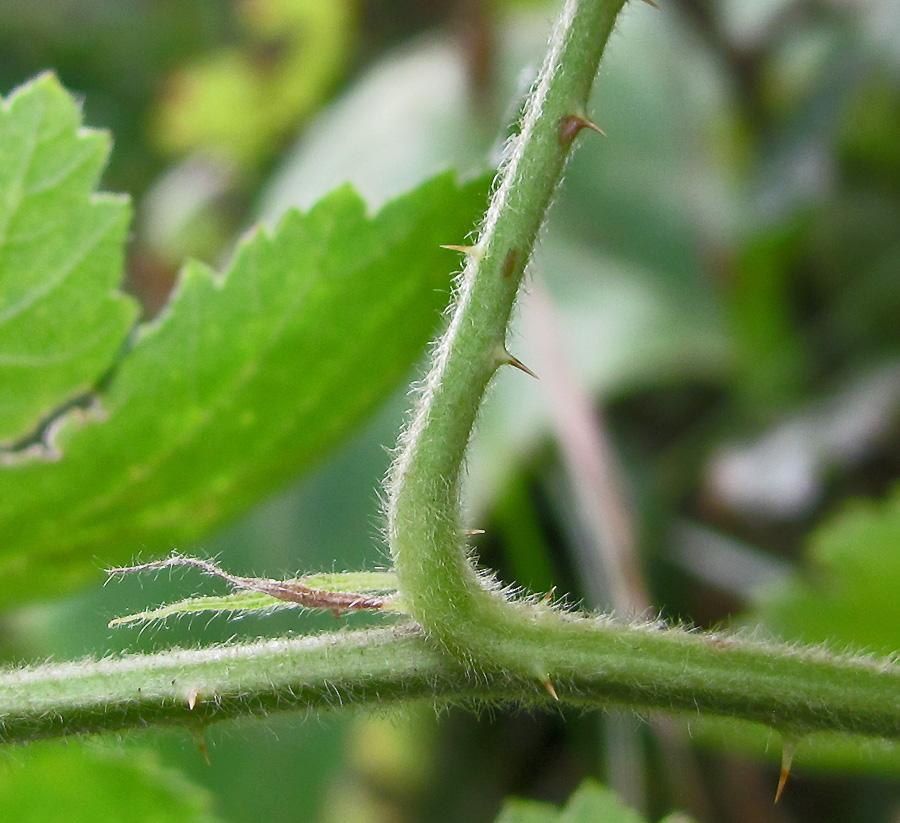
top-left (387, 0), bottom-right (627, 674)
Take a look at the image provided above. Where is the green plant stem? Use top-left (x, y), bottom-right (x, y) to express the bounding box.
top-left (387, 0), bottom-right (628, 675)
top-left (14, 0), bottom-right (900, 750)
top-left (384, 0), bottom-right (900, 748)
top-left (4, 625), bottom-right (900, 745)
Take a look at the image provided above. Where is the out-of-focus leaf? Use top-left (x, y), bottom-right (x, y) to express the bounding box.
top-left (0, 740), bottom-right (221, 823)
top-left (154, 0), bottom-right (354, 168)
top-left (556, 782), bottom-right (646, 823)
top-left (495, 802), bottom-right (557, 823)
top-left (0, 149), bottom-right (487, 606)
top-left (495, 780), bottom-right (693, 823)
top-left (752, 484), bottom-right (900, 656)
top-left (258, 16), bottom-right (550, 216)
top-left (0, 73), bottom-right (137, 445)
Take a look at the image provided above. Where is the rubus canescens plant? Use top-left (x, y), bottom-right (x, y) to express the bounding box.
top-left (1, 0), bottom-right (900, 794)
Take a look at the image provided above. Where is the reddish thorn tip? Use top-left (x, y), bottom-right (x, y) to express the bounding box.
top-left (641, 0), bottom-right (661, 8)
top-left (506, 353), bottom-right (538, 379)
top-left (775, 740), bottom-right (797, 803)
top-left (542, 679), bottom-right (559, 701)
top-left (774, 770), bottom-right (789, 804)
top-left (466, 529), bottom-right (486, 536)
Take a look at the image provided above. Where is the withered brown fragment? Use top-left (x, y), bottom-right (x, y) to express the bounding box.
top-left (107, 555), bottom-right (387, 613)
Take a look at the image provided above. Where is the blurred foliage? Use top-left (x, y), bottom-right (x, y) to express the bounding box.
top-left (152, 0), bottom-right (354, 170)
top-left (0, 740), bottom-right (222, 823)
top-left (754, 483), bottom-right (900, 656)
top-left (1, 0), bottom-right (900, 821)
top-left (494, 779), bottom-right (696, 823)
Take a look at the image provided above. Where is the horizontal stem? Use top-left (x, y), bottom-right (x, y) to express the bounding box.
top-left (2, 623), bottom-right (900, 744)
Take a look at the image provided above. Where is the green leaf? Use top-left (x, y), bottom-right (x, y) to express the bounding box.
top-left (0, 75), bottom-right (487, 609)
top-left (753, 484), bottom-right (900, 656)
top-left (0, 740), bottom-right (221, 823)
top-left (494, 780), bottom-right (693, 823)
top-left (0, 73), bottom-right (137, 445)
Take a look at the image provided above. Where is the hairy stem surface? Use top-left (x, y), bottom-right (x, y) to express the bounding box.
top-left (385, 0), bottom-right (900, 742)
top-left (12, 0), bottom-right (900, 749)
top-left (3, 625), bottom-right (900, 744)
top-left (388, 0), bottom-right (628, 674)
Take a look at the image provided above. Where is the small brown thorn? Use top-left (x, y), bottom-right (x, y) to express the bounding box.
top-left (542, 586), bottom-right (557, 604)
top-left (505, 352), bottom-right (538, 379)
top-left (466, 529), bottom-right (486, 536)
top-left (640, 0), bottom-right (661, 9)
top-left (775, 739), bottom-right (797, 803)
top-left (542, 678), bottom-right (559, 701)
top-left (559, 114), bottom-right (606, 146)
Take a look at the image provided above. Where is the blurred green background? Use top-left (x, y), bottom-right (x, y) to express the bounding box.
top-left (1, 0), bottom-right (900, 821)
